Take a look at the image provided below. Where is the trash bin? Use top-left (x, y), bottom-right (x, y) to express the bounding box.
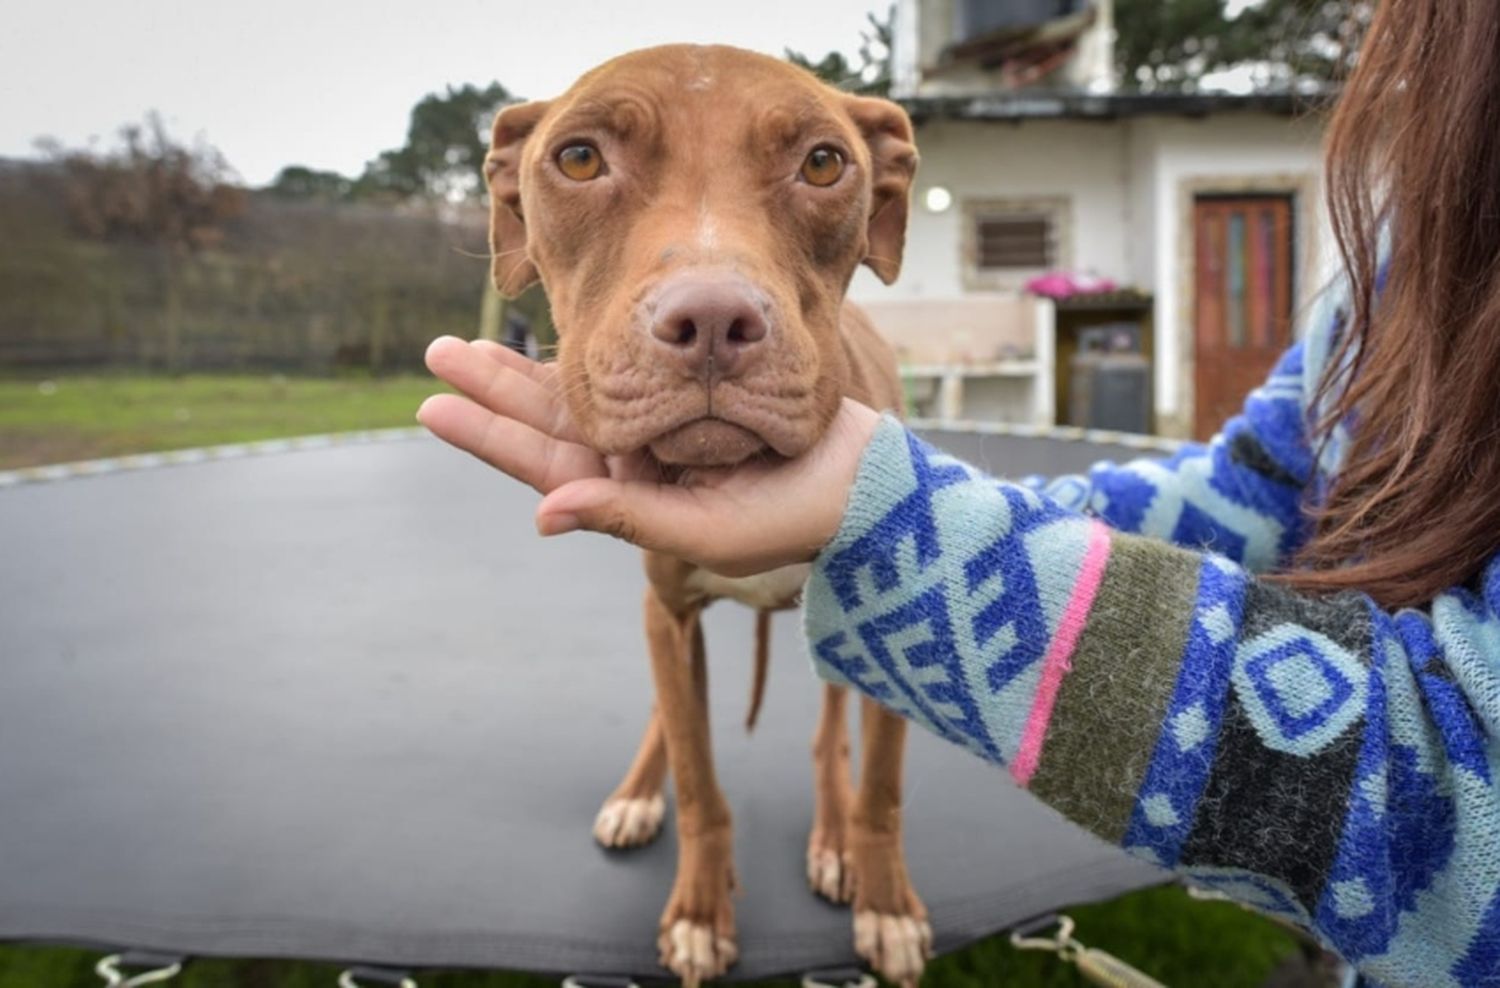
top-left (1069, 325), bottom-right (1151, 433)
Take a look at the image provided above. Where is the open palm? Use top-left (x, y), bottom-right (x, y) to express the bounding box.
top-left (418, 336), bottom-right (881, 576)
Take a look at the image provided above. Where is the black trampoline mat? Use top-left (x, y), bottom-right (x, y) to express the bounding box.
top-left (0, 430), bottom-right (1164, 979)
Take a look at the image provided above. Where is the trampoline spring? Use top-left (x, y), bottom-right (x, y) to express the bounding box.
top-left (94, 952), bottom-right (185, 987)
top-left (1010, 913), bottom-right (1168, 988)
top-left (1072, 947), bottom-right (1170, 988)
top-left (338, 967), bottom-right (418, 988)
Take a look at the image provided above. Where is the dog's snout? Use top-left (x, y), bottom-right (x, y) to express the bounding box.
top-left (647, 274), bottom-right (768, 378)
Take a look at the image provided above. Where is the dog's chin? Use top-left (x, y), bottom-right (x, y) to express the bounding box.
top-left (648, 418), bottom-right (769, 467)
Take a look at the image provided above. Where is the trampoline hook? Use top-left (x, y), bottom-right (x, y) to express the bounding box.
top-left (801, 967), bottom-right (877, 988)
top-left (94, 952), bottom-right (185, 987)
top-left (338, 967), bottom-right (418, 988)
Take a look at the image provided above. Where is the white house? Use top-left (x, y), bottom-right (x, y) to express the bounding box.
top-left (849, 0), bottom-right (1335, 440)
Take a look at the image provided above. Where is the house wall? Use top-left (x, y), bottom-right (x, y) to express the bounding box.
top-left (848, 118), bottom-right (1132, 302)
top-left (1124, 119), bottom-right (1158, 290)
top-left (850, 111), bottom-right (1330, 438)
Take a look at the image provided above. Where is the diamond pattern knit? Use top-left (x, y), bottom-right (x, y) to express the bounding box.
top-left (803, 286), bottom-right (1500, 985)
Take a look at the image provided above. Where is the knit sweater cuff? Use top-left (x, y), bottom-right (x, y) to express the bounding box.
top-left (802, 416), bottom-right (1136, 780)
top-left (821, 414), bottom-right (921, 560)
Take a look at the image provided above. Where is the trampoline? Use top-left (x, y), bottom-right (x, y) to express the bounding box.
top-left (0, 423), bottom-right (1181, 984)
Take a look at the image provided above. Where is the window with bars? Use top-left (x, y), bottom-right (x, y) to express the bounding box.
top-left (974, 213), bottom-right (1055, 270)
top-left (962, 197), bottom-right (1070, 289)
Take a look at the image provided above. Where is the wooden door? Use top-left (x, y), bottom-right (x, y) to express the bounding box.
top-left (1192, 196), bottom-right (1294, 440)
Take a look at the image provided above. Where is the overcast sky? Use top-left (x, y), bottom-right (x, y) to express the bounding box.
top-left (3, 0), bottom-right (883, 186)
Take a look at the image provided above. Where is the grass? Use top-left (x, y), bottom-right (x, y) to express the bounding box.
top-left (0, 373), bottom-right (442, 470)
top-left (0, 373), bottom-right (1319, 986)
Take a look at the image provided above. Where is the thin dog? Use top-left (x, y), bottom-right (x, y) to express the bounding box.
top-left (483, 45), bottom-right (927, 986)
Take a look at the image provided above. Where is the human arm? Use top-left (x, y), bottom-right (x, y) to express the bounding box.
top-left (804, 415), bottom-right (1500, 982)
top-left (1020, 340), bottom-right (1313, 572)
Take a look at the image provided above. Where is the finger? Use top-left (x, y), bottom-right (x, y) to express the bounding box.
top-left (536, 477), bottom-right (790, 574)
top-left (417, 393), bottom-right (605, 494)
top-left (425, 336), bottom-right (569, 431)
top-left (535, 477), bottom-right (705, 554)
top-left (424, 336), bottom-right (584, 444)
top-left (470, 338), bottom-right (559, 387)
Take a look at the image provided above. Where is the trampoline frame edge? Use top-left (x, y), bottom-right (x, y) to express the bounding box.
top-left (0, 421), bottom-right (1181, 491)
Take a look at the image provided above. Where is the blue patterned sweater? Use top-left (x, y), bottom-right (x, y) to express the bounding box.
top-left (803, 283), bottom-right (1500, 985)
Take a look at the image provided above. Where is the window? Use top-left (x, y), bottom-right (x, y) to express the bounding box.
top-left (960, 0), bottom-right (1090, 42)
top-left (975, 213), bottom-right (1055, 269)
top-left (963, 197), bottom-right (1071, 289)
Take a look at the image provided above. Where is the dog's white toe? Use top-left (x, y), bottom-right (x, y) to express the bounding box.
top-left (593, 795), bottom-right (665, 848)
top-left (854, 910), bottom-right (932, 988)
top-left (806, 846), bottom-right (851, 903)
top-left (661, 918), bottom-right (737, 988)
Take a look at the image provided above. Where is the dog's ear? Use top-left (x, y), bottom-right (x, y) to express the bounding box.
top-left (845, 96), bottom-right (918, 285)
top-left (484, 100), bottom-right (551, 298)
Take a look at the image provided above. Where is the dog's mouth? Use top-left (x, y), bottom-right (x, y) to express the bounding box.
top-left (647, 416), bottom-right (770, 468)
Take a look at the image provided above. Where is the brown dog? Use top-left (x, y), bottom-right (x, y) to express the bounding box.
top-left (483, 45), bottom-right (927, 986)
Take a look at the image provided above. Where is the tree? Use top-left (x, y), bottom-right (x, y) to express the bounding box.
top-left (49, 113), bottom-right (244, 249)
top-left (1114, 0), bottom-right (1373, 93)
top-left (354, 82), bottom-right (512, 202)
top-left (787, 7), bottom-right (895, 95)
top-left (43, 113), bottom-right (246, 371)
top-left (268, 165), bottom-right (353, 201)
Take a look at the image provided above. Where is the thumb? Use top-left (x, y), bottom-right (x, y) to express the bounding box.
top-left (537, 476), bottom-right (718, 562)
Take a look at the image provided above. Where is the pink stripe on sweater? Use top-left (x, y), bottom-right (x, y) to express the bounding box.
top-left (1010, 521), bottom-right (1113, 788)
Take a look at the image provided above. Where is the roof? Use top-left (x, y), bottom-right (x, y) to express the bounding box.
top-left (901, 89), bottom-right (1336, 124)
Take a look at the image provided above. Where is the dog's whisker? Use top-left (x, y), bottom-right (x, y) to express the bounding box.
top-left (489, 245), bottom-right (531, 260)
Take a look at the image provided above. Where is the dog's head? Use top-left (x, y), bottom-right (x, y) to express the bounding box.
top-left (484, 45), bottom-right (916, 467)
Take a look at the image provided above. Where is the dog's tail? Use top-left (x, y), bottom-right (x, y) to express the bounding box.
top-left (745, 609), bottom-right (772, 732)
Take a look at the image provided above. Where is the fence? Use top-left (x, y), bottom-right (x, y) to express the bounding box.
top-left (0, 165), bottom-right (492, 373)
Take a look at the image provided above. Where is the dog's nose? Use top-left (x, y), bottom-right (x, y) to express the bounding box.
top-left (647, 274), bottom-right (768, 378)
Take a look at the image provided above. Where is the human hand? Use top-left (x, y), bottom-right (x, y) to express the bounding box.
top-left (417, 337), bottom-right (881, 576)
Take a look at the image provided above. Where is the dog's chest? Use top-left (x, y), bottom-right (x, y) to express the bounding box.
top-left (687, 563), bottom-right (812, 610)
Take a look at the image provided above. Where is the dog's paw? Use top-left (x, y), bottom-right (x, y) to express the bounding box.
top-left (658, 918), bottom-right (738, 988)
top-left (848, 830), bottom-right (929, 986)
top-left (657, 829), bottom-right (737, 987)
top-left (854, 910), bottom-right (932, 988)
top-left (806, 836), bottom-right (853, 903)
top-left (593, 795), bottom-right (665, 849)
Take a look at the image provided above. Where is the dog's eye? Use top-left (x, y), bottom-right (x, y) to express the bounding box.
top-left (800, 146), bottom-right (845, 187)
top-left (557, 144), bottom-right (603, 181)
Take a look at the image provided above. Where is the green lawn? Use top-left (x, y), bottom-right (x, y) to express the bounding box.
top-left (0, 373), bottom-right (1322, 987)
top-left (0, 373), bottom-right (441, 469)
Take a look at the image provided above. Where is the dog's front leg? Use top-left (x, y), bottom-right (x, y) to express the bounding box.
top-left (593, 707), bottom-right (668, 848)
top-left (808, 683), bottom-right (855, 902)
top-left (643, 587), bottom-right (737, 987)
top-left (849, 698), bottom-right (931, 988)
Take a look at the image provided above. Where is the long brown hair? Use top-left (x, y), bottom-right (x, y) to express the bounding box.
top-left (1287, 0), bottom-right (1500, 608)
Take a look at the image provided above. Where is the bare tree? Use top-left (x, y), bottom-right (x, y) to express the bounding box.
top-left (44, 114), bottom-right (246, 370)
